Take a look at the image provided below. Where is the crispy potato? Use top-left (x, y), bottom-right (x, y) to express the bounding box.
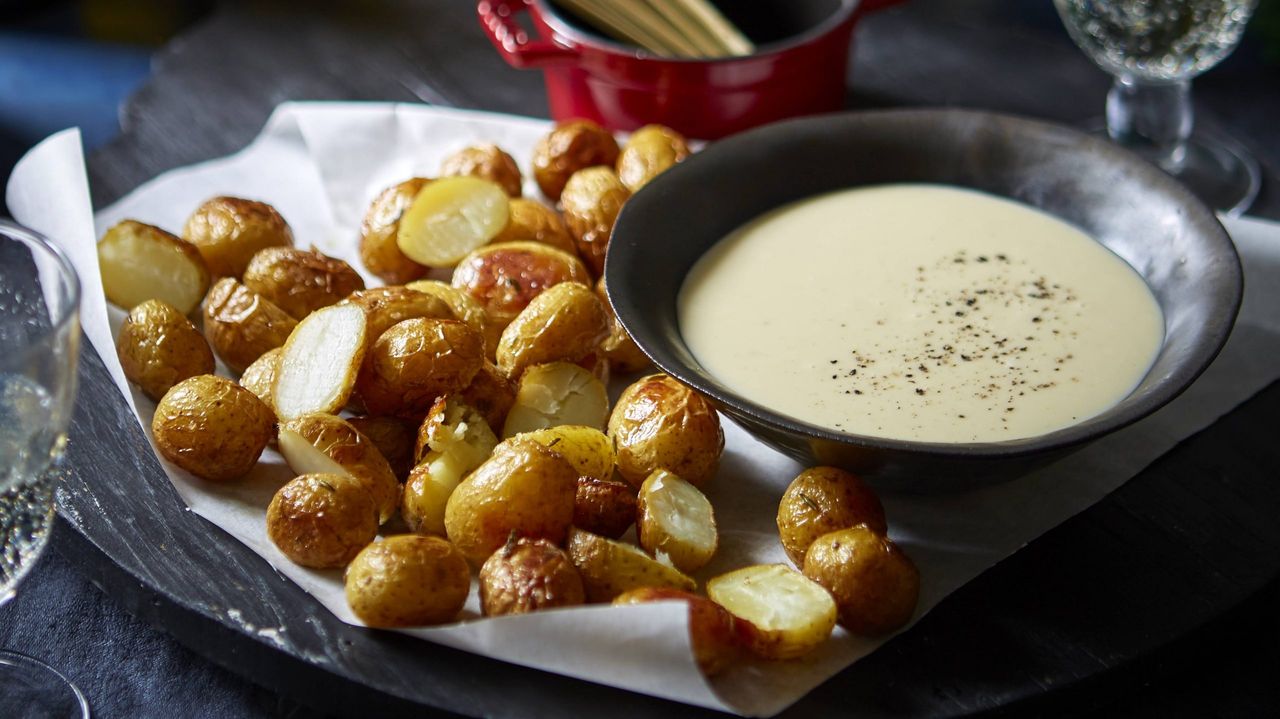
top-left (451, 241), bottom-right (593, 337)
top-left (803, 526), bottom-right (920, 637)
top-left (98, 220), bottom-right (210, 315)
top-left (532, 119), bottom-right (620, 202)
top-left (242, 247), bottom-right (365, 320)
top-left (479, 537), bottom-right (585, 616)
top-left (608, 374), bottom-right (723, 488)
top-left (341, 286), bottom-right (456, 349)
top-left (520, 425), bottom-right (614, 480)
top-left (151, 375), bottom-right (274, 482)
top-left (182, 196), bottom-right (293, 278)
top-left (202, 277), bottom-right (297, 374)
top-left (403, 279), bottom-right (495, 357)
top-left (117, 299), bottom-right (214, 401)
top-left (273, 303), bottom-right (367, 420)
top-left (440, 143), bottom-right (523, 198)
top-left (617, 124), bottom-right (692, 192)
top-left (267, 473), bottom-right (378, 568)
top-left (396, 176), bottom-right (509, 266)
top-left (355, 318), bottom-right (484, 420)
top-left (496, 281), bottom-right (607, 380)
top-left (278, 413), bottom-right (401, 524)
top-left (566, 527), bottom-right (696, 603)
top-left (637, 470), bottom-right (718, 573)
top-left (613, 588), bottom-right (749, 677)
top-left (490, 198), bottom-right (577, 255)
top-left (402, 397), bottom-right (498, 536)
top-left (348, 416), bottom-right (416, 481)
top-left (573, 475), bottom-right (637, 540)
top-left (359, 178), bottom-right (432, 284)
top-left (502, 362), bottom-right (609, 437)
top-left (706, 564), bottom-right (837, 660)
top-left (443, 437), bottom-right (577, 564)
top-left (560, 167), bottom-right (629, 277)
top-left (238, 347), bottom-right (281, 415)
top-left (460, 361), bottom-right (516, 433)
top-left (345, 535), bottom-right (470, 627)
top-left (777, 467), bottom-right (887, 568)
top-left (595, 277), bottom-right (651, 373)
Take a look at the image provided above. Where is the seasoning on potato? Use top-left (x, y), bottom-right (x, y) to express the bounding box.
top-left (98, 220), bottom-right (210, 315)
top-left (616, 124), bottom-right (692, 192)
top-left (396, 176), bottom-right (510, 266)
top-left (637, 469), bottom-right (718, 573)
top-left (566, 527), bottom-right (696, 603)
top-left (402, 396), bottom-right (498, 536)
top-left (519, 425), bottom-right (614, 481)
top-left (355, 318), bottom-right (484, 420)
top-left (490, 198), bottom-right (577, 255)
top-left (595, 276), bottom-right (651, 373)
top-left (560, 166), bottom-right (630, 277)
top-left (341, 285), bottom-right (456, 350)
top-left (238, 347), bottom-right (281, 415)
top-left (242, 246), bottom-right (365, 320)
top-left (776, 466), bottom-right (887, 567)
top-left (151, 374), bottom-right (274, 482)
top-left (182, 196), bottom-right (293, 278)
top-left (495, 281), bottom-right (608, 380)
top-left (202, 277), bottom-right (297, 374)
top-left (479, 537), bottom-right (585, 616)
top-left (613, 588), bottom-right (749, 677)
top-left (273, 302), bottom-right (367, 421)
top-left (573, 475), bottom-right (637, 540)
top-left (266, 472), bottom-right (378, 569)
top-left (451, 241), bottom-right (593, 337)
top-left (706, 564), bottom-right (837, 660)
top-left (278, 413), bottom-right (401, 524)
top-left (348, 415), bottom-right (416, 481)
top-left (532, 119), bottom-right (620, 202)
top-left (502, 361), bottom-right (610, 438)
top-left (460, 361), bottom-right (516, 433)
top-left (802, 525), bottom-right (920, 637)
top-left (117, 299), bottom-right (214, 401)
top-left (345, 535), bottom-right (471, 628)
top-left (440, 143), bottom-right (523, 198)
top-left (608, 374), bottom-right (723, 488)
top-left (359, 177), bottom-right (432, 284)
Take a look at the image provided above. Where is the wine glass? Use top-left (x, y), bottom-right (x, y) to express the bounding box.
top-left (1054, 0), bottom-right (1261, 216)
top-left (0, 220), bottom-right (89, 718)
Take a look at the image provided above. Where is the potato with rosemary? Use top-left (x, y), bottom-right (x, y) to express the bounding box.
top-left (182, 196), bottom-right (293, 278)
top-left (616, 124), bottom-right (691, 192)
top-left (495, 281), bottom-right (608, 380)
top-left (242, 247), bottom-right (364, 320)
top-left (777, 466), bottom-right (887, 567)
top-left (490, 198), bottom-right (577, 255)
top-left (440, 143), bottom-right (523, 198)
top-left (451, 241), bottom-right (592, 337)
top-left (637, 470), bottom-right (718, 573)
top-left (519, 425), bottom-right (614, 481)
top-left (202, 277), bottom-right (297, 374)
top-left (402, 396), bottom-right (498, 536)
top-left (608, 374), bottom-right (723, 488)
top-left (355, 318), bottom-right (484, 420)
top-left (116, 299), bottom-right (214, 401)
top-left (802, 525), bottom-right (920, 637)
top-left (151, 375), bottom-right (274, 482)
top-left (532, 119), bottom-right (620, 202)
top-left (98, 220), bottom-right (210, 315)
top-left (566, 527), bottom-right (695, 603)
top-left (345, 535), bottom-right (470, 627)
top-left (479, 537), bottom-right (585, 616)
top-left (278, 412), bottom-right (401, 524)
top-left (267, 472), bottom-right (378, 569)
top-left (707, 564), bottom-right (837, 660)
top-left (502, 361), bottom-right (609, 437)
top-left (560, 166), bottom-right (629, 277)
top-left (359, 177), bottom-right (432, 284)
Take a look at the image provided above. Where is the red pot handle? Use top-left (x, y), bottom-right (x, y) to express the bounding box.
top-left (478, 0), bottom-right (580, 69)
top-left (857, 0), bottom-right (908, 15)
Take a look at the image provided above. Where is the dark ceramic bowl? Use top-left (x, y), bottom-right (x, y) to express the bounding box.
top-left (605, 108), bottom-right (1243, 492)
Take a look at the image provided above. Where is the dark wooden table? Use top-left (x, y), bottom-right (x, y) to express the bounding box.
top-left (7, 1), bottom-right (1280, 717)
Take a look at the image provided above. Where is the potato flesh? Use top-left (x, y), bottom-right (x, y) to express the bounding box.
top-left (99, 221), bottom-right (209, 314)
top-left (397, 176), bottom-right (510, 266)
top-left (274, 304), bottom-right (366, 420)
top-left (706, 564), bottom-right (837, 660)
top-left (502, 362), bottom-right (609, 437)
top-left (638, 470), bottom-right (717, 573)
top-left (404, 400), bottom-right (499, 536)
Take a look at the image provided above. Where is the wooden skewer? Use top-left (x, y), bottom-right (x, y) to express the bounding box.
top-left (666, 0), bottom-right (755, 56)
top-left (642, 0), bottom-right (733, 57)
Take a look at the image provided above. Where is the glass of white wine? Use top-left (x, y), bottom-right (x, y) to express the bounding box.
top-left (0, 220), bottom-right (88, 718)
top-left (1054, 0), bottom-right (1261, 215)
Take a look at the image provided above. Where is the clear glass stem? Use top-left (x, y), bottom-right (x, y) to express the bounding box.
top-left (1106, 75), bottom-right (1192, 173)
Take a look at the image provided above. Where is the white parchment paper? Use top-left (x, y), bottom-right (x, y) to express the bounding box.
top-left (8, 103), bottom-right (1280, 717)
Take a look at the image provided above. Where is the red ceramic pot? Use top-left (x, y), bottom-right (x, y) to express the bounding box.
top-left (478, 0), bottom-right (902, 139)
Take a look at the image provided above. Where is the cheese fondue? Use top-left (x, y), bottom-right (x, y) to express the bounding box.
top-left (678, 184), bottom-right (1163, 443)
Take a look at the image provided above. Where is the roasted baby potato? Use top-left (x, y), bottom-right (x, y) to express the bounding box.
top-left (396, 176), bottom-right (510, 266)
top-left (451, 241), bottom-right (593, 337)
top-left (460, 361), bottom-right (516, 433)
top-left (182, 196), bottom-right (293, 278)
top-left (706, 564), bottom-right (837, 660)
top-left (520, 425), bottom-right (614, 481)
top-left (273, 303), bottom-right (367, 421)
top-left (266, 472), bottom-right (378, 569)
top-left (532, 119), bottom-right (620, 202)
top-left (237, 347), bottom-right (281, 415)
top-left (202, 277), bottom-right (297, 374)
top-left (151, 375), bottom-right (274, 482)
top-left (502, 361), bottom-right (609, 438)
top-left (490, 198), bottom-right (577, 255)
top-left (440, 143), bottom-right (523, 198)
top-left (98, 220), bottom-right (210, 315)
top-left (613, 588), bottom-right (749, 677)
top-left (242, 247), bottom-right (365, 320)
top-left (278, 412), bottom-right (401, 524)
top-left (496, 281), bottom-right (608, 380)
top-left (616, 124), bottom-right (692, 192)
top-left (803, 526), bottom-right (920, 637)
top-left (608, 374), bottom-right (723, 488)
top-left (479, 537), bottom-right (585, 616)
top-left (777, 467), bottom-right (887, 568)
top-left (402, 396), bottom-right (498, 536)
top-left (637, 470), bottom-right (718, 573)
top-left (355, 318), bottom-right (484, 420)
top-left (117, 299), bottom-right (214, 401)
top-left (443, 437), bottom-right (577, 564)
top-left (403, 279), bottom-right (494, 356)
top-left (573, 475), bottom-right (637, 540)
top-left (345, 535), bottom-right (470, 627)
top-left (566, 527), bottom-right (696, 603)
top-left (348, 416), bottom-right (416, 481)
top-left (359, 177), bottom-right (432, 284)
top-left (595, 277), bottom-right (651, 373)
top-left (560, 166), bottom-right (629, 277)
top-left (340, 286), bottom-right (456, 349)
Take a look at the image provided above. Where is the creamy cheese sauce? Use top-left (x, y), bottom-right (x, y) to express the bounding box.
top-left (678, 184), bottom-right (1164, 443)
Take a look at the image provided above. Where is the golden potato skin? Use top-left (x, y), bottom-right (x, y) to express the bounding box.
top-left (479, 538), bottom-right (585, 616)
top-left (803, 526), bottom-right (920, 636)
top-left (202, 277), bottom-right (297, 374)
top-left (460, 361), bottom-right (516, 433)
top-left (441, 143), bottom-right (523, 198)
top-left (341, 286), bottom-right (456, 348)
top-left (560, 167), bottom-right (630, 277)
top-left (608, 374), bottom-right (724, 488)
top-left (359, 178), bottom-right (432, 284)
top-left (151, 375), bottom-right (274, 482)
top-left (356, 318), bottom-right (484, 419)
top-left (532, 119), bottom-right (620, 202)
top-left (595, 277), bottom-right (651, 373)
top-left (267, 473), bottom-right (378, 568)
top-left (490, 199), bottom-right (577, 255)
top-left (566, 528), bottom-right (695, 602)
top-left (451, 241), bottom-right (593, 335)
top-left (238, 347), bottom-right (281, 415)
top-left (404, 279), bottom-right (495, 357)
top-left (348, 416), bottom-right (416, 481)
top-left (617, 125), bottom-right (692, 192)
top-left (573, 475), bottom-right (637, 539)
top-left (345, 535), bottom-right (470, 627)
top-left (496, 281), bottom-right (608, 380)
top-left (777, 467), bottom-right (887, 568)
top-left (117, 299), bottom-right (215, 401)
top-left (242, 247), bottom-right (365, 320)
top-left (183, 196), bottom-right (293, 278)
top-left (613, 588), bottom-right (747, 677)
top-left (280, 413), bottom-right (402, 524)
